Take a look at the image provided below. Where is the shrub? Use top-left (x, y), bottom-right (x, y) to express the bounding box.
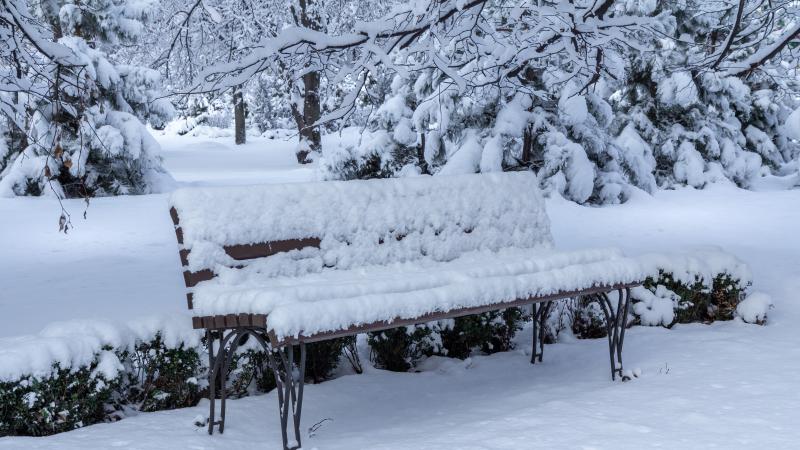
top-left (0, 362), bottom-right (116, 436)
top-left (571, 297), bottom-right (609, 339)
top-left (568, 270), bottom-right (751, 339)
top-left (0, 330), bottom-right (355, 438)
top-left (367, 308), bottom-right (527, 371)
top-left (228, 348), bottom-right (277, 397)
top-left (368, 325), bottom-right (443, 372)
top-left (439, 308), bottom-right (527, 359)
top-left (302, 337), bottom-right (354, 383)
top-left (118, 336), bottom-right (203, 413)
top-left (653, 272), bottom-right (746, 324)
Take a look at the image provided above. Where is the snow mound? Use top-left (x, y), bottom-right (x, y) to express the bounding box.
top-left (632, 285), bottom-right (679, 326)
top-left (736, 292), bottom-right (773, 324)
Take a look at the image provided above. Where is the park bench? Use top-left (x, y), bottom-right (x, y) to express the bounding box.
top-left (169, 172), bottom-right (646, 450)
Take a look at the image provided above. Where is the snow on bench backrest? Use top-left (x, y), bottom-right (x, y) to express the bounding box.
top-left (170, 172), bottom-right (552, 294)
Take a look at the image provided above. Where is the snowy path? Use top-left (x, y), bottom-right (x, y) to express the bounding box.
top-left (158, 132), bottom-right (314, 187)
top-left (1, 133), bottom-right (799, 448)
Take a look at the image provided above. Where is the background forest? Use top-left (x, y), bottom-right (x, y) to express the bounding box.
top-left (1, 0), bottom-right (798, 204)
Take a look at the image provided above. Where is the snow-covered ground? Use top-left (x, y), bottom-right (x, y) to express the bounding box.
top-left (1, 131), bottom-right (799, 448)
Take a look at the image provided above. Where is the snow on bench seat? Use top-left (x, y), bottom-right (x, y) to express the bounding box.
top-left (191, 247), bottom-right (649, 341)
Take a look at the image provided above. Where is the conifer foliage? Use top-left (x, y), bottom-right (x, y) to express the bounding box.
top-left (0, 0), bottom-right (174, 198)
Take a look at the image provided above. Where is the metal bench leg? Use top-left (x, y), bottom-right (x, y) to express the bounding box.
top-left (207, 329), bottom-right (240, 435)
top-left (531, 301), bottom-right (553, 364)
top-left (267, 343), bottom-right (307, 450)
top-left (207, 330), bottom-right (219, 435)
top-left (597, 288), bottom-right (632, 380)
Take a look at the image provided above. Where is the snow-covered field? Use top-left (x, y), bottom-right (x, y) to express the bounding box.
top-left (1, 131), bottom-right (799, 449)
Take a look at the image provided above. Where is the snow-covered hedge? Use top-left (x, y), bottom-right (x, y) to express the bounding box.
top-left (0, 318), bottom-right (201, 436)
top-left (569, 250), bottom-right (770, 339)
top-left (0, 317), bottom-right (354, 437)
top-left (371, 249), bottom-right (768, 371)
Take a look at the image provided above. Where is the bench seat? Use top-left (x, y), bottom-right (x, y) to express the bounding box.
top-left (192, 247), bottom-right (647, 342)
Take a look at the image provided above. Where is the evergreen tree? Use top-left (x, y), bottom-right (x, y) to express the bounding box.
top-left (0, 0), bottom-right (174, 197)
top-left (611, 0), bottom-right (800, 190)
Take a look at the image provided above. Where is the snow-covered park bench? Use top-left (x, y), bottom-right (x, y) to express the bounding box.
top-left (169, 172), bottom-right (644, 450)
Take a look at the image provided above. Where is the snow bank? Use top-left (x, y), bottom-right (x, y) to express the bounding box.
top-left (736, 292), bottom-right (773, 324)
top-left (0, 315), bottom-right (199, 382)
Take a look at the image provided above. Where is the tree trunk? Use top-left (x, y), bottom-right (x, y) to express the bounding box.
top-left (300, 70), bottom-right (321, 152)
top-left (8, 50), bottom-right (28, 153)
top-left (521, 125), bottom-right (532, 166)
top-left (233, 86), bottom-right (246, 145)
top-left (291, 0), bottom-right (323, 164)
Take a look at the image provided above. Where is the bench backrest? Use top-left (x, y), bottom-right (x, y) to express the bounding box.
top-left (169, 172), bottom-right (552, 310)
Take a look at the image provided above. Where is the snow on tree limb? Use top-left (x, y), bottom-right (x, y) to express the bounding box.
top-left (191, 0), bottom-right (654, 130)
top-left (727, 22), bottom-right (800, 76)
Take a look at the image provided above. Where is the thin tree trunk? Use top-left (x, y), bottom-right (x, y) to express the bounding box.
top-left (291, 0), bottom-right (322, 164)
top-left (233, 86), bottom-right (246, 145)
top-left (521, 125), bottom-right (532, 166)
top-left (8, 50), bottom-right (28, 153)
top-left (300, 70), bottom-right (321, 152)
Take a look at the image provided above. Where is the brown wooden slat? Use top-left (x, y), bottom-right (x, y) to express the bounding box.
top-left (179, 249), bottom-right (190, 267)
top-left (224, 237), bottom-right (321, 261)
top-left (224, 314), bottom-right (238, 328)
top-left (186, 293), bottom-right (193, 309)
top-left (252, 314), bottom-right (267, 327)
top-left (214, 316), bottom-right (226, 329)
top-left (174, 226), bottom-right (184, 245)
top-left (190, 313), bottom-right (266, 330)
top-left (183, 269), bottom-right (214, 288)
top-left (272, 282), bottom-right (641, 346)
top-left (169, 207), bottom-right (180, 226)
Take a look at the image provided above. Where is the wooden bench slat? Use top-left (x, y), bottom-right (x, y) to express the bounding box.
top-left (169, 207), bottom-right (180, 227)
top-left (224, 238), bottom-right (321, 261)
top-left (183, 269), bottom-right (215, 288)
top-left (214, 316), bottom-right (226, 329)
top-left (190, 313), bottom-right (269, 330)
top-left (179, 249), bottom-right (190, 267)
top-left (252, 314), bottom-right (267, 327)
